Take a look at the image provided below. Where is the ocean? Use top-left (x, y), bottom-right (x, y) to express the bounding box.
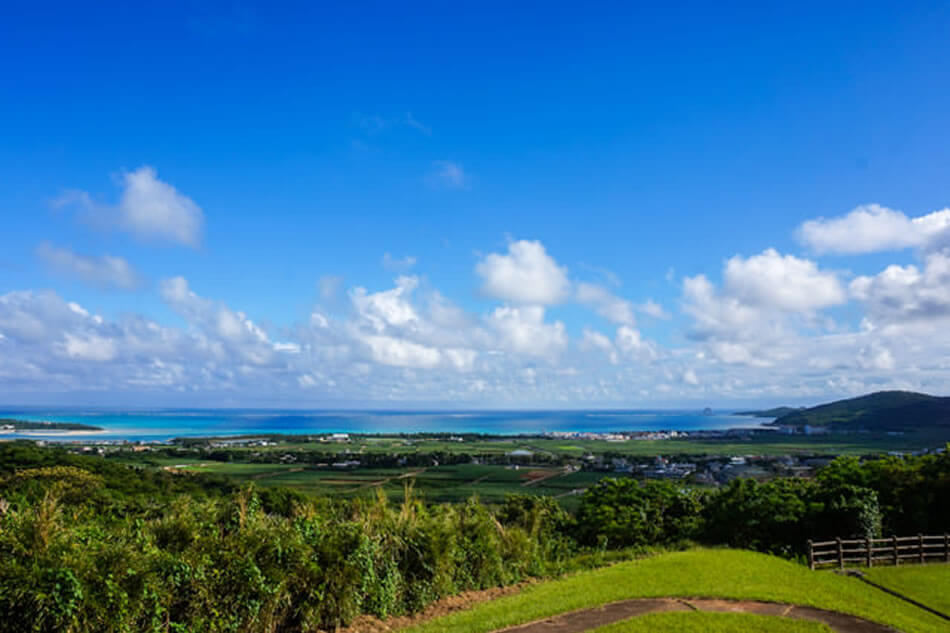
top-left (0, 408), bottom-right (768, 442)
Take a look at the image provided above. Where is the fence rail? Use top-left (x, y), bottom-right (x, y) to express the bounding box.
top-left (808, 534), bottom-right (950, 570)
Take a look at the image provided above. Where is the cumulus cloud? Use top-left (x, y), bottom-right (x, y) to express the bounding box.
top-left (118, 167), bottom-right (204, 247)
top-left (487, 305), bottom-right (567, 358)
top-left (682, 250), bottom-right (844, 366)
top-left (159, 276), bottom-right (285, 365)
top-left (350, 276), bottom-right (421, 332)
top-left (58, 166), bottom-right (204, 247)
top-left (62, 332), bottom-right (118, 362)
top-left (477, 240), bottom-right (570, 305)
top-left (346, 277), bottom-right (480, 371)
top-left (16, 221), bottom-right (950, 404)
top-left (722, 249), bottom-right (845, 312)
top-left (797, 204), bottom-right (950, 254)
top-left (850, 252), bottom-right (950, 323)
top-left (37, 242), bottom-right (140, 290)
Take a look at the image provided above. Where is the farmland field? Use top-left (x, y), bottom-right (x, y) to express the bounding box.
top-left (152, 459), bottom-right (613, 505)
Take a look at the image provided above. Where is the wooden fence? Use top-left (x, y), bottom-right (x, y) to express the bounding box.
top-left (808, 534), bottom-right (950, 570)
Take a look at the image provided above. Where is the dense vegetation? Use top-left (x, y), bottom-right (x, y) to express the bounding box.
top-left (773, 390), bottom-right (950, 430)
top-left (0, 442), bottom-right (947, 632)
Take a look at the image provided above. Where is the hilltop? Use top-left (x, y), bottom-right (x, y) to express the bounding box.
top-left (771, 391), bottom-right (950, 431)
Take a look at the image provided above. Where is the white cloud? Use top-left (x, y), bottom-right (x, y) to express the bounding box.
top-left (488, 305), bottom-right (567, 358)
top-left (682, 250), bottom-right (843, 367)
top-left (19, 222), bottom-right (950, 404)
top-left (682, 369), bottom-right (700, 386)
top-left (361, 335), bottom-right (442, 369)
top-left (350, 276), bottom-right (420, 332)
top-left (62, 332), bottom-right (117, 362)
top-left (430, 160), bottom-right (468, 189)
top-left (59, 166), bottom-right (204, 247)
top-left (477, 240), bottom-right (570, 305)
top-left (37, 242), bottom-right (140, 290)
top-left (722, 249), bottom-right (845, 312)
top-left (159, 276), bottom-right (277, 365)
top-left (850, 252), bottom-right (950, 323)
top-left (118, 167), bottom-right (204, 247)
top-left (581, 328), bottom-right (618, 364)
top-left (639, 299), bottom-right (670, 320)
top-left (576, 282), bottom-right (635, 325)
top-left (798, 204), bottom-right (950, 254)
top-left (615, 325), bottom-right (651, 357)
top-left (345, 278), bottom-right (481, 372)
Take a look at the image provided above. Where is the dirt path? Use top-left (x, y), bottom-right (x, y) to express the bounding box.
top-left (521, 467), bottom-right (568, 487)
top-left (495, 598), bottom-right (900, 633)
top-left (345, 469), bottom-right (427, 493)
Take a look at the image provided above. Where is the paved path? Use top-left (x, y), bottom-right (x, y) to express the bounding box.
top-left (495, 598), bottom-right (900, 633)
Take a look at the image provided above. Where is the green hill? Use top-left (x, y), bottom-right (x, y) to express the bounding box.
top-left (772, 390), bottom-right (950, 431)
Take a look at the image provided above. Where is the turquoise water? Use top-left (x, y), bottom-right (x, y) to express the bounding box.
top-left (0, 408), bottom-right (767, 442)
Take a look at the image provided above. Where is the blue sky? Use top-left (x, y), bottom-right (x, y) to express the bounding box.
top-left (2, 2), bottom-right (950, 407)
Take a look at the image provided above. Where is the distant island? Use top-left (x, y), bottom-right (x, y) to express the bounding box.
top-left (740, 390), bottom-right (950, 431)
top-left (0, 418), bottom-right (103, 432)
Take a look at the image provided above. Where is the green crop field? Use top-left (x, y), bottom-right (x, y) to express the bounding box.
top-left (403, 549), bottom-right (948, 633)
top-left (864, 563), bottom-right (950, 616)
top-left (590, 612), bottom-right (831, 633)
top-left (136, 457), bottom-right (618, 504)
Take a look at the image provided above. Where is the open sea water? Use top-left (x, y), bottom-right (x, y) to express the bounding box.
top-left (0, 408), bottom-right (768, 442)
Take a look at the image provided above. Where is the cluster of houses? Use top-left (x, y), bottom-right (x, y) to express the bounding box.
top-left (577, 452), bottom-right (844, 484)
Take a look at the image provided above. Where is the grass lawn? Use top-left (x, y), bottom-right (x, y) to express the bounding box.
top-left (402, 549), bottom-right (948, 633)
top-left (864, 563), bottom-right (950, 615)
top-left (590, 612), bottom-right (832, 633)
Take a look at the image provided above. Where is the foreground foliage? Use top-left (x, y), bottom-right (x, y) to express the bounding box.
top-left (0, 485), bottom-right (573, 632)
top-left (0, 442), bottom-right (947, 632)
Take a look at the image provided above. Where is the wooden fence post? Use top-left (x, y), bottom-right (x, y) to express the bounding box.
top-left (866, 538), bottom-right (872, 568)
top-left (919, 533), bottom-right (925, 564)
top-left (892, 535), bottom-right (899, 566)
top-left (808, 540), bottom-right (815, 570)
top-left (837, 537), bottom-right (844, 570)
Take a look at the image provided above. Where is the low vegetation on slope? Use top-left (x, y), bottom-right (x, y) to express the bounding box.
top-left (864, 563), bottom-right (950, 616)
top-left (404, 549), bottom-right (948, 633)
